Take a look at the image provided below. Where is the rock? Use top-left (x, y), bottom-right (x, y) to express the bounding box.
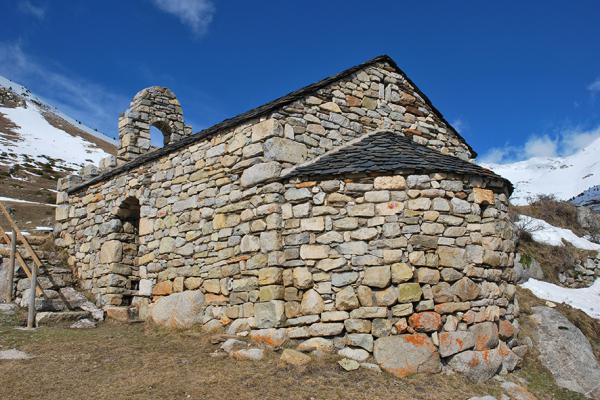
top-left (309, 322), bottom-right (344, 336)
top-left (264, 137), bottom-right (307, 164)
top-left (408, 312), bottom-right (442, 333)
top-left (297, 337), bottom-right (334, 353)
top-left (469, 322), bottom-right (499, 351)
top-left (448, 349), bottom-right (503, 382)
top-left (391, 263), bottom-right (413, 283)
top-left (332, 272), bottom-right (359, 287)
top-left (451, 277), bottom-right (481, 301)
top-left (530, 306), bottom-right (600, 398)
top-left (438, 331), bottom-right (475, 357)
top-left (397, 283), bottom-right (422, 302)
top-left (240, 162), bottom-right (282, 187)
top-left (362, 266), bottom-right (391, 288)
top-left (249, 328), bottom-right (288, 347)
top-left (59, 287), bottom-right (104, 320)
top-left (280, 348), bottom-right (311, 366)
top-left (373, 334), bottom-right (441, 378)
top-left (374, 176), bottom-right (406, 190)
top-left (301, 289), bottom-right (324, 315)
top-left (437, 247), bottom-right (466, 269)
top-left (467, 397), bottom-right (497, 400)
top-left (70, 318), bottom-right (96, 329)
top-left (344, 318), bottom-right (372, 333)
top-left (576, 206), bottom-right (600, 231)
top-left (227, 318), bottom-right (251, 335)
top-left (220, 338), bottom-right (247, 354)
top-left (36, 311), bottom-right (89, 326)
top-left (335, 286), bottom-right (360, 310)
top-left (99, 240), bottom-right (122, 263)
top-left (152, 281), bottom-right (173, 296)
top-left (254, 300), bottom-right (286, 328)
top-left (417, 268), bottom-right (440, 284)
top-left (498, 319), bottom-right (515, 340)
top-left (345, 333), bottom-right (374, 352)
top-left (0, 303), bottom-right (17, 315)
top-left (0, 349), bottom-right (32, 360)
top-left (338, 358), bottom-right (360, 371)
top-left (149, 290), bottom-right (205, 329)
top-left (338, 347), bottom-right (370, 362)
top-left (473, 188), bottom-right (495, 205)
top-left (513, 253), bottom-right (544, 283)
top-left (360, 362), bottom-right (382, 372)
top-left (231, 348), bottom-right (265, 361)
top-left (501, 382), bottom-right (537, 400)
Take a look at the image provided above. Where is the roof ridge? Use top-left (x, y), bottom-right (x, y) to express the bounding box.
top-left (69, 54), bottom-right (475, 193)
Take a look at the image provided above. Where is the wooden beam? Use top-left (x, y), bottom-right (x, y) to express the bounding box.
top-left (0, 225), bottom-right (45, 297)
top-left (0, 202), bottom-right (44, 269)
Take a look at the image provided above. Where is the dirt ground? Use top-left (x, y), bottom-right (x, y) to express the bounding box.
top-left (0, 308), bottom-right (588, 400)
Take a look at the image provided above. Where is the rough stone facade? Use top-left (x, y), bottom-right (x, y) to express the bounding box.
top-left (54, 55), bottom-right (520, 377)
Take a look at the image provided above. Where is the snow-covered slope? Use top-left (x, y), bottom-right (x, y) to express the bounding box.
top-left (0, 75), bottom-right (117, 229)
top-left (0, 75), bottom-right (116, 171)
top-left (481, 137), bottom-right (600, 205)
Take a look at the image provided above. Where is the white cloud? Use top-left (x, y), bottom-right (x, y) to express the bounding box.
top-left (588, 78), bottom-right (600, 93)
top-left (0, 42), bottom-right (127, 138)
top-left (524, 135), bottom-right (558, 158)
top-left (151, 0), bottom-right (215, 35)
top-left (18, 1), bottom-right (46, 20)
top-left (479, 125), bottom-right (600, 164)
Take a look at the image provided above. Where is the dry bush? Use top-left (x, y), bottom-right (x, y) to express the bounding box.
top-left (513, 195), bottom-right (585, 236)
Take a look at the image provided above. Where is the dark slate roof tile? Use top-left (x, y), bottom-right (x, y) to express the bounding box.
top-left (283, 131), bottom-right (513, 194)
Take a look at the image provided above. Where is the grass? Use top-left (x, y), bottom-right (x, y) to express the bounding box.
top-left (0, 308), bottom-right (591, 400)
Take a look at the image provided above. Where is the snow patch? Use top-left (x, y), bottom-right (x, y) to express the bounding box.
top-left (516, 215), bottom-right (600, 251)
top-left (521, 278), bottom-right (600, 319)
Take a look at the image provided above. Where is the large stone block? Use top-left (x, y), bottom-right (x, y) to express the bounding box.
top-left (264, 137), bottom-right (308, 163)
top-left (149, 290), bottom-right (205, 329)
top-left (252, 118), bottom-right (282, 142)
top-left (241, 162), bottom-right (282, 187)
top-left (362, 266), bottom-right (391, 288)
top-left (254, 300), bottom-right (286, 328)
top-left (100, 240), bottom-right (123, 264)
top-left (374, 334), bottom-right (441, 378)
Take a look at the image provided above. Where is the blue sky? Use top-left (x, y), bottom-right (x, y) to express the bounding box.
top-left (1, 0), bottom-right (599, 163)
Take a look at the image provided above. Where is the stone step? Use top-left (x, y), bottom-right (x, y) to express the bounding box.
top-left (35, 310), bottom-right (90, 326)
top-left (105, 306), bottom-right (139, 323)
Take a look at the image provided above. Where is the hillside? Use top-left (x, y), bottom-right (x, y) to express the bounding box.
top-left (482, 137), bottom-right (600, 206)
top-left (0, 76), bottom-right (116, 230)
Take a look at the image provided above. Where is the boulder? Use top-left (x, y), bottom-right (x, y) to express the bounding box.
top-left (149, 290), bottom-right (205, 329)
top-left (438, 331), bottom-right (475, 357)
top-left (297, 337), bottom-right (334, 353)
top-left (448, 349), bottom-right (503, 382)
top-left (513, 253), bottom-right (544, 283)
top-left (469, 322), bottom-right (499, 351)
top-left (231, 348), bottom-right (265, 361)
top-left (0, 349), bottom-right (32, 360)
top-left (279, 349), bottom-right (311, 366)
top-left (530, 306), bottom-right (600, 398)
top-left (249, 328), bottom-right (288, 348)
top-left (338, 358), bottom-right (360, 371)
top-left (373, 334), bottom-right (441, 378)
top-left (408, 312), bottom-right (442, 333)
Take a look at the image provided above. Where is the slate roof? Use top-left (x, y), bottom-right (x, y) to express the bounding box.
top-left (284, 131), bottom-right (513, 194)
top-left (69, 54), bottom-right (474, 194)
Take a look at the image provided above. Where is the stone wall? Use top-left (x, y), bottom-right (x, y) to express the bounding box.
top-left (117, 86), bottom-right (192, 163)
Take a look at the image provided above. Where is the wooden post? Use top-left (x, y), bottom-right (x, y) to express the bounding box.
top-left (6, 228), bottom-right (16, 301)
top-left (26, 262), bottom-right (37, 329)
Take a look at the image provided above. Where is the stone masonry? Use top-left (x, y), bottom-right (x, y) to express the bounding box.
top-left (54, 55), bottom-right (521, 378)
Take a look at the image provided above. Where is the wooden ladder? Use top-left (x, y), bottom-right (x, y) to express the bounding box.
top-left (0, 202), bottom-right (45, 297)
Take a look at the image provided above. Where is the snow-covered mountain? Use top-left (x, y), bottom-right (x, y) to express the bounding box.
top-left (0, 75), bottom-right (117, 229)
top-left (481, 136), bottom-right (600, 206)
top-left (0, 75), bottom-right (116, 171)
